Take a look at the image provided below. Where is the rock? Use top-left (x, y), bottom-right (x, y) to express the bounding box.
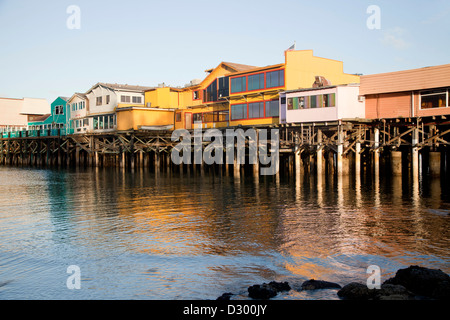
top-left (216, 292), bottom-right (234, 300)
top-left (268, 281), bottom-right (291, 292)
top-left (301, 279), bottom-right (342, 290)
top-left (247, 281), bottom-right (291, 299)
top-left (374, 284), bottom-right (414, 300)
top-left (383, 265), bottom-right (450, 299)
top-left (337, 282), bottom-right (374, 300)
top-left (248, 283), bottom-right (278, 299)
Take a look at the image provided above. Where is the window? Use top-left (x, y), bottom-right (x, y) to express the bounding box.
top-left (193, 113), bottom-right (202, 122)
top-left (193, 91), bottom-right (200, 100)
top-left (216, 110), bottom-right (229, 122)
top-left (231, 103), bottom-right (247, 120)
top-left (55, 105), bottom-right (64, 115)
top-left (132, 96), bottom-right (142, 104)
top-left (266, 69), bottom-right (285, 88)
top-left (203, 80), bottom-right (218, 103)
top-left (248, 73), bottom-right (264, 91)
top-left (176, 112), bottom-right (182, 122)
top-left (218, 76), bottom-right (229, 99)
top-left (231, 76), bottom-right (246, 93)
top-left (121, 95), bottom-right (131, 103)
top-left (248, 102), bottom-right (264, 118)
top-left (96, 96), bottom-right (102, 106)
top-left (420, 89), bottom-right (448, 109)
top-left (265, 100), bottom-right (279, 117)
top-left (83, 119), bottom-right (89, 126)
top-left (106, 95), bottom-right (110, 104)
top-left (324, 93), bottom-right (336, 107)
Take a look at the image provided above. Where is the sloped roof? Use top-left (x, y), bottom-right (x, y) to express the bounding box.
top-left (98, 82), bottom-right (155, 92)
top-left (20, 98), bottom-right (51, 115)
top-left (222, 62), bottom-right (258, 72)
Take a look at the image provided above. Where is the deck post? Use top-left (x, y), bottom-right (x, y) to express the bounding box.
top-left (355, 140), bottom-right (361, 176)
top-left (374, 127), bottom-right (380, 176)
top-left (391, 151), bottom-right (402, 175)
top-left (317, 129), bottom-right (323, 176)
top-left (412, 127), bottom-right (419, 177)
top-left (429, 151), bottom-right (441, 176)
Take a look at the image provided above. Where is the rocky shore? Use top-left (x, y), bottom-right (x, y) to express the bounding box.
top-left (217, 266), bottom-right (450, 300)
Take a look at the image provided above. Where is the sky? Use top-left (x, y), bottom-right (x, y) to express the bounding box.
top-left (0, 0), bottom-right (449, 103)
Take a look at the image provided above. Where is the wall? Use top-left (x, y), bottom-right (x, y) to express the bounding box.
top-left (285, 50), bottom-right (360, 90)
top-left (116, 107), bottom-right (174, 131)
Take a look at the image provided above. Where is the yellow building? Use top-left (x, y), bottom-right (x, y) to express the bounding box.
top-left (228, 49), bottom-right (360, 127)
top-left (117, 49), bottom-right (359, 131)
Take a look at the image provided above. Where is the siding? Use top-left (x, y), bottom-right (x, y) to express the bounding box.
top-left (365, 93), bottom-right (412, 119)
top-left (360, 64), bottom-right (450, 95)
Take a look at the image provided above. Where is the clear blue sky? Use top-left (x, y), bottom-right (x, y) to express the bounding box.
top-left (0, 0), bottom-right (449, 102)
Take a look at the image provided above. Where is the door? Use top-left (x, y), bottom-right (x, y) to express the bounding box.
top-left (185, 112), bottom-right (192, 129)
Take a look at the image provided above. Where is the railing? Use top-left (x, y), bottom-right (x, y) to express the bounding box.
top-left (0, 128), bottom-right (73, 138)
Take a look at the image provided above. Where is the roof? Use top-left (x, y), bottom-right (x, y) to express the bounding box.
top-left (29, 114), bottom-right (51, 122)
top-left (67, 92), bottom-right (87, 102)
top-left (204, 62), bottom-right (258, 74)
top-left (20, 98), bottom-right (51, 115)
top-left (86, 82), bottom-right (155, 94)
top-left (282, 83), bottom-right (360, 94)
top-left (227, 63), bottom-right (285, 77)
top-left (360, 64), bottom-right (450, 95)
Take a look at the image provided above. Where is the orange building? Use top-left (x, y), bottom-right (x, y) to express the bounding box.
top-left (360, 64), bottom-right (450, 119)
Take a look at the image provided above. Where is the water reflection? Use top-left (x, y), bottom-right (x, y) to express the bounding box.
top-left (0, 166), bottom-right (448, 300)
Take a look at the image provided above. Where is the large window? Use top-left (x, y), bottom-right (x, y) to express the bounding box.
top-left (248, 102), bottom-right (264, 118)
top-left (203, 80), bottom-right (218, 103)
top-left (96, 96), bottom-right (102, 106)
top-left (266, 69), bottom-right (284, 88)
top-left (231, 103), bottom-right (247, 120)
top-left (231, 76), bottom-right (246, 93)
top-left (121, 95), bottom-right (131, 103)
top-left (248, 73), bottom-right (264, 91)
top-left (420, 89), bottom-right (448, 109)
top-left (218, 76), bottom-right (229, 99)
top-left (93, 115), bottom-right (116, 130)
top-left (287, 93), bottom-right (336, 110)
top-left (265, 100), bottom-right (279, 117)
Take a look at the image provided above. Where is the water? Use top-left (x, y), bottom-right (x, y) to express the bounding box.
top-left (0, 166), bottom-right (449, 300)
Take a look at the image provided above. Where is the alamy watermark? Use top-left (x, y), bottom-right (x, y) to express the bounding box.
top-left (366, 5), bottom-right (381, 30)
top-left (66, 5), bottom-right (81, 30)
top-left (367, 265), bottom-right (381, 289)
top-left (66, 265), bottom-right (81, 290)
top-left (171, 126), bottom-right (280, 175)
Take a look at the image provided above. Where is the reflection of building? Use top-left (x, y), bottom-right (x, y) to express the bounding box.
top-left (279, 84), bottom-right (364, 124)
top-left (0, 97), bottom-right (50, 135)
top-left (360, 64), bottom-right (450, 119)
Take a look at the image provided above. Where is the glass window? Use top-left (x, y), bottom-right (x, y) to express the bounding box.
top-left (96, 96), bottom-right (102, 106)
top-left (248, 102), bottom-right (264, 118)
top-left (121, 96), bottom-right (131, 103)
top-left (266, 69), bottom-right (285, 88)
top-left (93, 117), bottom-right (98, 130)
top-left (218, 76), bottom-right (229, 98)
top-left (176, 112), bottom-right (182, 122)
top-left (317, 95), bottom-right (323, 108)
top-left (248, 73), bottom-right (264, 91)
top-left (421, 90), bottom-right (447, 109)
top-left (231, 76), bottom-right (246, 93)
top-left (203, 80), bottom-right (218, 102)
top-left (231, 103), bottom-right (247, 120)
top-left (193, 91), bottom-right (200, 100)
top-left (265, 100), bottom-right (279, 117)
top-left (325, 93), bottom-right (336, 107)
top-left (287, 98), bottom-right (293, 110)
top-left (310, 95), bottom-right (317, 108)
top-left (99, 116), bottom-right (104, 129)
top-left (292, 98), bottom-right (299, 110)
top-left (132, 96), bottom-right (142, 104)
top-left (193, 113), bottom-right (202, 122)
top-left (106, 95), bottom-right (110, 104)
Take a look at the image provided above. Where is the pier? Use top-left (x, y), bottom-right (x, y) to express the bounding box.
top-left (1, 116), bottom-right (449, 179)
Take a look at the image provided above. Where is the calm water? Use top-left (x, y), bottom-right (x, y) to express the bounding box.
top-left (0, 166), bottom-right (449, 300)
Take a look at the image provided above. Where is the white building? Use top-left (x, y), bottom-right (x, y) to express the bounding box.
top-left (67, 93), bottom-right (89, 134)
top-left (0, 97), bottom-right (50, 132)
top-left (279, 84), bottom-right (365, 124)
top-left (71, 82), bottom-right (153, 134)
